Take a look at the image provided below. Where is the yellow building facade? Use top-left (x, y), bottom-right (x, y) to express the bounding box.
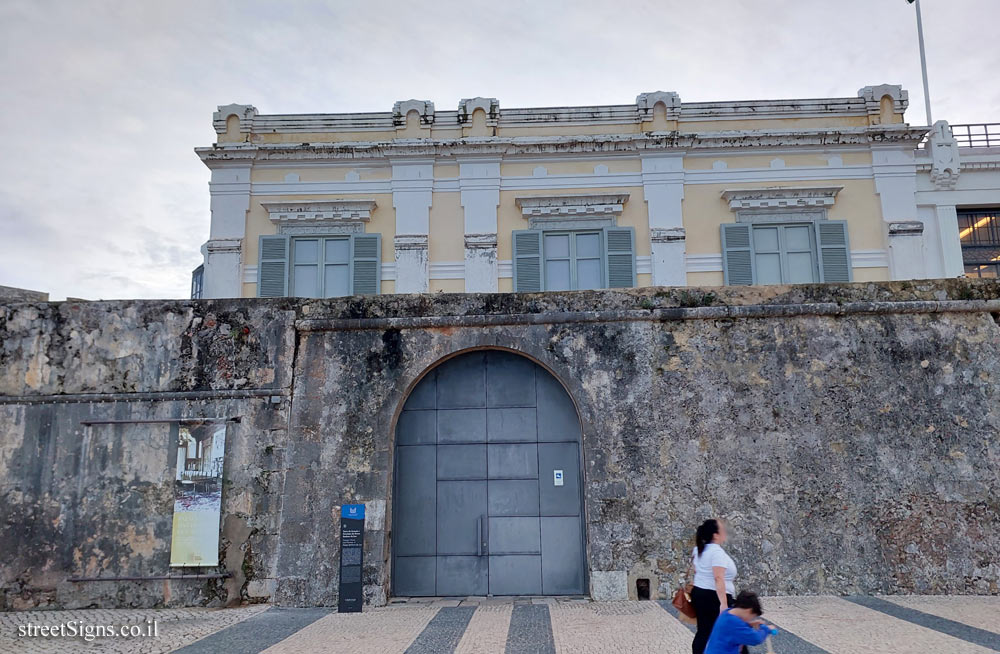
top-left (196, 85), bottom-right (961, 299)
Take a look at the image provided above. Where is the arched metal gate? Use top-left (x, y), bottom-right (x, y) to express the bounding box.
top-left (391, 350), bottom-right (586, 596)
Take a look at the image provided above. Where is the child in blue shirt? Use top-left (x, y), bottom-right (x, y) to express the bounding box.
top-left (704, 591), bottom-right (777, 654)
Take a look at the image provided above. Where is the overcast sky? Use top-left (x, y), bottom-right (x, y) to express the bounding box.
top-left (1, 0), bottom-right (997, 300)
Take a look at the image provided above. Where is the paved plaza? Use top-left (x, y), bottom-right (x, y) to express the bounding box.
top-left (1, 596), bottom-right (998, 653)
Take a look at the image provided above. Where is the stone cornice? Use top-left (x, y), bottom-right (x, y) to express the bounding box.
top-left (208, 91), bottom-right (909, 135)
top-left (197, 127), bottom-right (929, 167)
top-left (651, 227), bottom-right (686, 243)
top-left (722, 186), bottom-right (843, 210)
top-left (394, 234), bottom-right (429, 249)
top-left (260, 200), bottom-right (377, 224)
top-left (515, 193), bottom-right (629, 218)
top-left (464, 233), bottom-right (499, 248)
top-left (888, 220), bottom-right (924, 235)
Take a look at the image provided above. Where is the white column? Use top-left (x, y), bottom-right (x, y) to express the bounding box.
top-left (872, 145), bottom-right (926, 280)
top-left (886, 221), bottom-right (927, 279)
top-left (641, 154), bottom-right (686, 286)
top-left (203, 164), bottom-right (251, 298)
top-left (926, 122), bottom-right (964, 278)
top-left (391, 160), bottom-right (434, 293)
top-left (934, 204), bottom-right (964, 277)
top-left (459, 159), bottom-right (501, 293)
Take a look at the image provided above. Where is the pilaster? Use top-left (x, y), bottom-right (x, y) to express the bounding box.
top-left (640, 153), bottom-right (686, 286)
top-left (872, 145), bottom-right (926, 280)
top-left (933, 205), bottom-right (965, 277)
top-left (459, 159), bottom-right (501, 292)
top-left (203, 163), bottom-right (251, 298)
top-left (391, 160), bottom-right (434, 293)
top-left (886, 221), bottom-right (927, 280)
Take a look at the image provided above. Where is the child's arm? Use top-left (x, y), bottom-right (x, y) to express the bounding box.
top-left (730, 620), bottom-right (772, 646)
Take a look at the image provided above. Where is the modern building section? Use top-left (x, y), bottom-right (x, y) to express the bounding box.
top-left (194, 87), bottom-right (1000, 299)
top-left (914, 122), bottom-right (1000, 280)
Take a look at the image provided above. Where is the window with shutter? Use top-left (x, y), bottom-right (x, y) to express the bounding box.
top-left (604, 227), bottom-right (636, 288)
top-left (513, 227), bottom-right (635, 291)
top-left (513, 230), bottom-right (543, 292)
top-left (721, 224), bottom-right (754, 285)
top-left (723, 221), bottom-right (851, 286)
top-left (258, 235), bottom-right (290, 297)
top-left (752, 223), bottom-right (818, 284)
top-left (351, 234), bottom-right (381, 295)
top-left (260, 233), bottom-right (382, 297)
top-left (816, 221), bottom-right (852, 282)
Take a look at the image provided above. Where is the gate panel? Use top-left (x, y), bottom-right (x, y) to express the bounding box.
top-left (393, 351), bottom-right (586, 597)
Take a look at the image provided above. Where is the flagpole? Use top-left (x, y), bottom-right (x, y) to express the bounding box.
top-left (912, 0), bottom-right (933, 124)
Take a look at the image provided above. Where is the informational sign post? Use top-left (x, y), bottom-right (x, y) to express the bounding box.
top-left (338, 503), bottom-right (365, 613)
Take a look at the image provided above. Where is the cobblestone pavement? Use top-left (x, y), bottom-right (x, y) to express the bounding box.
top-left (2, 596), bottom-right (999, 653)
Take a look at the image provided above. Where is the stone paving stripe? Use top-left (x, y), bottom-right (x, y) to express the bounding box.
top-left (883, 596), bottom-right (1000, 636)
top-left (656, 600), bottom-right (696, 633)
top-left (404, 606), bottom-right (477, 654)
top-left (656, 599), bottom-right (831, 654)
top-left (172, 606), bottom-right (332, 654)
top-left (844, 596), bottom-right (1000, 651)
top-left (454, 603), bottom-right (514, 654)
top-left (505, 604), bottom-right (555, 654)
top-left (763, 596), bottom-right (995, 654)
top-left (260, 605), bottom-right (439, 654)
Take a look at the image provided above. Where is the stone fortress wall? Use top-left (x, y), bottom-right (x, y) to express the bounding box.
top-left (1, 279), bottom-right (998, 609)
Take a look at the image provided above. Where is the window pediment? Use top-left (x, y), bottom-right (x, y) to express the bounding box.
top-left (515, 193), bottom-right (629, 230)
top-left (721, 186), bottom-right (842, 211)
top-left (260, 200), bottom-right (377, 225)
top-left (515, 194), bottom-right (629, 218)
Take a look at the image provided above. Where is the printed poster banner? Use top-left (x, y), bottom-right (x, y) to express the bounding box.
top-left (170, 422), bottom-right (226, 567)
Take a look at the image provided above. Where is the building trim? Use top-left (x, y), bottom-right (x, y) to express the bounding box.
top-left (260, 200), bottom-right (377, 224)
top-left (211, 94), bottom-right (898, 135)
top-left (722, 186), bottom-right (843, 210)
top-left (197, 126), bottom-right (928, 166)
top-left (682, 249), bottom-right (888, 273)
top-left (851, 249), bottom-right (891, 267)
top-left (429, 262), bottom-right (465, 279)
top-left (515, 193), bottom-right (629, 218)
top-left (243, 165), bottom-right (877, 197)
top-left (249, 251), bottom-right (886, 283)
top-left (685, 254), bottom-right (724, 273)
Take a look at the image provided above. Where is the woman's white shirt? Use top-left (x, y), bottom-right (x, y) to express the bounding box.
top-left (692, 543), bottom-right (737, 595)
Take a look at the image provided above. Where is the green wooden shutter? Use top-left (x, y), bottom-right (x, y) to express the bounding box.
top-left (604, 227), bottom-right (636, 288)
top-left (513, 230), bottom-right (543, 292)
top-left (351, 234), bottom-right (381, 295)
top-left (257, 235), bottom-right (289, 297)
top-left (721, 224), bottom-right (754, 285)
top-left (816, 221), bottom-right (851, 282)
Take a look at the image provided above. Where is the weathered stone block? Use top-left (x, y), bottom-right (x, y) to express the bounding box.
top-left (591, 571), bottom-right (628, 601)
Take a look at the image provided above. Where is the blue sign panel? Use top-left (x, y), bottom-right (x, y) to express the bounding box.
top-left (338, 503), bottom-right (365, 613)
top-left (341, 504), bottom-right (365, 520)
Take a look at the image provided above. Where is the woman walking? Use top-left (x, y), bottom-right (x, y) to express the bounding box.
top-left (689, 518), bottom-right (739, 654)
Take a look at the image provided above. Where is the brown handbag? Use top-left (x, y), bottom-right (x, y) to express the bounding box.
top-left (672, 583), bottom-right (696, 620)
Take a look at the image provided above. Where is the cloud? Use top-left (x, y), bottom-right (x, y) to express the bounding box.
top-left (0, 0), bottom-right (996, 299)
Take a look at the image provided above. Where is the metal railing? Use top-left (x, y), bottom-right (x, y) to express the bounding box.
top-left (950, 123), bottom-right (1000, 148)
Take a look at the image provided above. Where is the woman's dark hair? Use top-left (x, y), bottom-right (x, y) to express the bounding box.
top-left (695, 519), bottom-right (720, 555)
top-left (732, 590), bottom-right (763, 616)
